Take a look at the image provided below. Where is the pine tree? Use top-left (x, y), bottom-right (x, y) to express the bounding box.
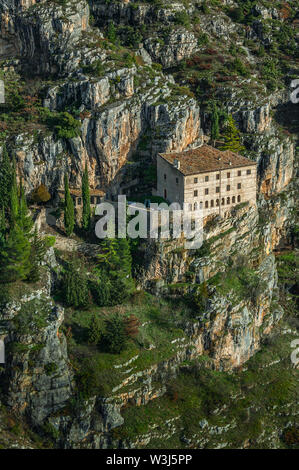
top-left (91, 269), bottom-right (112, 307)
top-left (62, 260), bottom-right (89, 308)
top-left (9, 157), bottom-right (19, 225)
top-left (0, 144), bottom-right (13, 211)
top-left (18, 179), bottom-right (33, 237)
top-left (211, 102), bottom-right (220, 145)
top-left (64, 173), bottom-right (75, 236)
top-left (82, 163), bottom-right (91, 231)
top-left (27, 227), bottom-right (47, 282)
top-left (96, 238), bottom-right (134, 305)
top-left (219, 114), bottom-right (245, 154)
top-left (0, 206), bottom-right (6, 248)
top-left (103, 314), bottom-right (126, 354)
top-left (0, 224), bottom-right (31, 283)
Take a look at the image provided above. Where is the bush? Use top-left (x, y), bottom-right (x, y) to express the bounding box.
top-left (42, 110), bottom-right (81, 139)
top-left (32, 184), bottom-right (51, 203)
top-left (173, 11), bottom-right (190, 28)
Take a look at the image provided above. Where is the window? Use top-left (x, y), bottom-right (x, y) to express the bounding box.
top-left (247, 169), bottom-right (251, 175)
top-left (205, 201), bottom-right (209, 208)
top-left (232, 196), bottom-right (236, 203)
top-left (211, 200), bottom-right (214, 208)
top-left (238, 170), bottom-right (241, 176)
top-left (176, 177), bottom-right (179, 184)
top-left (205, 175), bottom-right (209, 182)
top-left (227, 185), bottom-right (230, 191)
top-left (227, 172), bottom-right (231, 178)
top-left (221, 198), bottom-right (225, 206)
top-left (227, 197), bottom-right (230, 204)
top-left (164, 174), bottom-right (167, 180)
top-left (237, 183), bottom-right (241, 189)
top-left (194, 177), bottom-right (198, 183)
top-left (216, 186), bottom-right (220, 193)
top-left (97, 196), bottom-right (101, 204)
top-left (216, 199), bottom-right (220, 207)
top-left (164, 189), bottom-right (167, 199)
top-left (238, 195), bottom-right (241, 202)
top-left (91, 196), bottom-right (95, 204)
top-left (205, 188), bottom-right (209, 195)
top-left (194, 202), bottom-right (198, 210)
top-left (216, 174), bottom-right (220, 180)
top-left (194, 190), bottom-right (198, 197)
top-left (77, 197), bottom-right (82, 206)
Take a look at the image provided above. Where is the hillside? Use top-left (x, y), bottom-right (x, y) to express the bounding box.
top-left (0, 0), bottom-right (298, 449)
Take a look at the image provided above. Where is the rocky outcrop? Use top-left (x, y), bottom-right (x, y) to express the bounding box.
top-left (143, 29), bottom-right (199, 67)
top-left (0, 268), bottom-right (73, 427)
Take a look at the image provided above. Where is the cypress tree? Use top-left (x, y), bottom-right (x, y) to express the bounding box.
top-left (64, 173), bottom-right (75, 236)
top-left (220, 114), bottom-right (245, 154)
top-left (88, 313), bottom-right (102, 345)
top-left (82, 163), bottom-right (91, 231)
top-left (0, 144), bottom-right (13, 211)
top-left (211, 102), bottom-right (220, 145)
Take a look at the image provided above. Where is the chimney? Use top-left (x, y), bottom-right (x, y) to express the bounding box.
top-left (173, 158), bottom-right (180, 170)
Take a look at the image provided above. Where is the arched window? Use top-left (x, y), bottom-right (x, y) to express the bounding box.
top-left (232, 196), bottom-right (236, 204)
top-left (205, 201), bottom-right (209, 208)
top-left (216, 199), bottom-right (220, 207)
top-left (211, 200), bottom-right (214, 208)
top-left (222, 198), bottom-right (225, 206)
top-left (227, 197), bottom-right (230, 204)
top-left (194, 202), bottom-right (198, 211)
top-left (164, 189), bottom-right (167, 199)
top-left (237, 195), bottom-right (241, 202)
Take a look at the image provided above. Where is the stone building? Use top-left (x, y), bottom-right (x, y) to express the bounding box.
top-left (58, 188), bottom-right (105, 207)
top-left (156, 145), bottom-right (257, 217)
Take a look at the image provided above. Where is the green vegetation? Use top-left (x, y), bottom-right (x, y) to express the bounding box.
top-left (81, 163), bottom-right (91, 231)
top-left (219, 114), bottom-right (245, 153)
top-left (63, 174), bottom-right (75, 236)
top-left (61, 259), bottom-right (90, 309)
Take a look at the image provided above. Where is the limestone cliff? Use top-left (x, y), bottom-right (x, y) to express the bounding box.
top-left (0, 0), bottom-right (298, 450)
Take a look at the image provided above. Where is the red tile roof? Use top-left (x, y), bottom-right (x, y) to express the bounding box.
top-left (159, 145), bottom-right (256, 176)
top-left (58, 188), bottom-right (105, 197)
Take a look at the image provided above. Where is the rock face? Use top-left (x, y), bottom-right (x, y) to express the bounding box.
top-left (0, 270), bottom-right (73, 426)
top-left (0, 0), bottom-right (297, 451)
top-left (143, 29), bottom-right (199, 67)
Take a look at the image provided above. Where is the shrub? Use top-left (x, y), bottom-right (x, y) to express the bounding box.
top-left (44, 362), bottom-right (58, 376)
top-left (42, 110), bottom-right (81, 140)
top-left (124, 314), bottom-right (140, 338)
top-left (32, 184), bottom-right (51, 203)
top-left (173, 11), bottom-right (190, 28)
top-left (282, 427), bottom-right (299, 448)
